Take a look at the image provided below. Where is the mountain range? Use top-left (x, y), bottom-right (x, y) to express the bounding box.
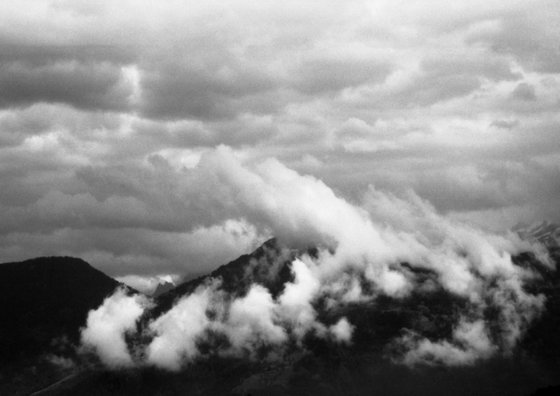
top-left (0, 239), bottom-right (559, 395)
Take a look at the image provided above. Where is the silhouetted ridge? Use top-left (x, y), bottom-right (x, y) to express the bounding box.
top-left (153, 238), bottom-right (300, 316)
top-left (3, 246), bottom-right (560, 396)
top-left (0, 256), bottom-right (124, 367)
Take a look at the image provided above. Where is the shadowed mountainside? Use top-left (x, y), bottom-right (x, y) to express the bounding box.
top-left (0, 256), bottom-right (127, 394)
top-left (2, 243), bottom-right (560, 396)
top-left (152, 238), bottom-right (303, 317)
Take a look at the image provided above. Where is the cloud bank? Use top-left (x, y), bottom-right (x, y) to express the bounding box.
top-left (80, 152), bottom-right (549, 369)
top-left (80, 288), bottom-right (150, 368)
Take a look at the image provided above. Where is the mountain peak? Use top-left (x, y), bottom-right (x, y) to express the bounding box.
top-left (152, 238), bottom-right (302, 315)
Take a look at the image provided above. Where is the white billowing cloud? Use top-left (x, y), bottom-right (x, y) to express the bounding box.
top-left (204, 148), bottom-right (538, 295)
top-left (276, 258), bottom-right (322, 339)
top-left (329, 318), bottom-right (354, 344)
top-left (361, 186), bottom-right (540, 295)
top-left (195, 147), bottom-right (416, 300)
top-left (399, 319), bottom-right (496, 366)
top-left (78, 150), bottom-right (549, 370)
top-left (146, 284), bottom-right (215, 371)
top-left (222, 284), bottom-right (287, 353)
top-left (80, 288), bottom-right (149, 368)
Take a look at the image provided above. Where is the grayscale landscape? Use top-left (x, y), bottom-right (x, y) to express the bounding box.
top-left (1, 1), bottom-right (559, 395)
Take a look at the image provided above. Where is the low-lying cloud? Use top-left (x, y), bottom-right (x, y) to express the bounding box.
top-left (80, 151), bottom-right (550, 369)
top-left (80, 288), bottom-right (150, 368)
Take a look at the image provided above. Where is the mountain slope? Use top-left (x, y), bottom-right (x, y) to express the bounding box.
top-left (0, 256), bottom-right (124, 364)
top-left (4, 243), bottom-right (560, 396)
top-left (153, 238), bottom-right (302, 316)
top-left (0, 256), bottom-right (129, 395)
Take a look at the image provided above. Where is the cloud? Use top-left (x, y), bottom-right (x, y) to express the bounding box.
top-left (511, 82), bottom-right (537, 101)
top-left (115, 274), bottom-right (178, 295)
top-left (466, 2), bottom-right (560, 73)
top-left (0, 1), bottom-right (558, 257)
top-left (77, 151), bottom-right (549, 370)
top-left (146, 284), bottom-right (215, 370)
top-left (329, 317), bottom-right (354, 344)
top-left (0, 59), bottom-right (133, 111)
top-left (276, 258), bottom-right (322, 339)
top-left (221, 284), bottom-right (288, 353)
top-left (80, 288), bottom-right (150, 368)
top-left (0, 2), bottom-right (556, 370)
top-left (397, 318), bottom-right (496, 366)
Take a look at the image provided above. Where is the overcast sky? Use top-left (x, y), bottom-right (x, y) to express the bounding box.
top-left (1, 0), bottom-right (559, 284)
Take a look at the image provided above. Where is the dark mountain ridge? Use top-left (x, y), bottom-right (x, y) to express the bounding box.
top-left (152, 238), bottom-right (303, 316)
top-left (0, 256), bottom-right (127, 394)
top-left (127, 240), bottom-right (560, 395)
top-left (0, 256), bottom-right (124, 360)
top-left (1, 243), bottom-right (560, 395)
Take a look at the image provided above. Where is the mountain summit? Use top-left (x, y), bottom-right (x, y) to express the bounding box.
top-left (153, 238), bottom-right (302, 314)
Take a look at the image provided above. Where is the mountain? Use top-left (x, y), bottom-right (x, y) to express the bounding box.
top-left (519, 247), bottom-right (560, 368)
top-left (153, 238), bottom-right (301, 315)
top-left (0, 256), bottom-right (127, 395)
top-left (138, 240), bottom-right (560, 395)
top-left (3, 242), bottom-right (560, 396)
top-left (151, 281), bottom-right (175, 298)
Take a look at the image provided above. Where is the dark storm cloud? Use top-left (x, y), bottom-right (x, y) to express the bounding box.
top-left (0, 60), bottom-right (133, 111)
top-left (139, 61), bottom-right (277, 120)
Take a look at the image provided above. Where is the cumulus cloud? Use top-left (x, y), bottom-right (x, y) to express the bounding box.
top-left (80, 288), bottom-right (150, 368)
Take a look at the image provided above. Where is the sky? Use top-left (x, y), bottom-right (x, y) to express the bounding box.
top-left (1, 0), bottom-right (559, 287)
